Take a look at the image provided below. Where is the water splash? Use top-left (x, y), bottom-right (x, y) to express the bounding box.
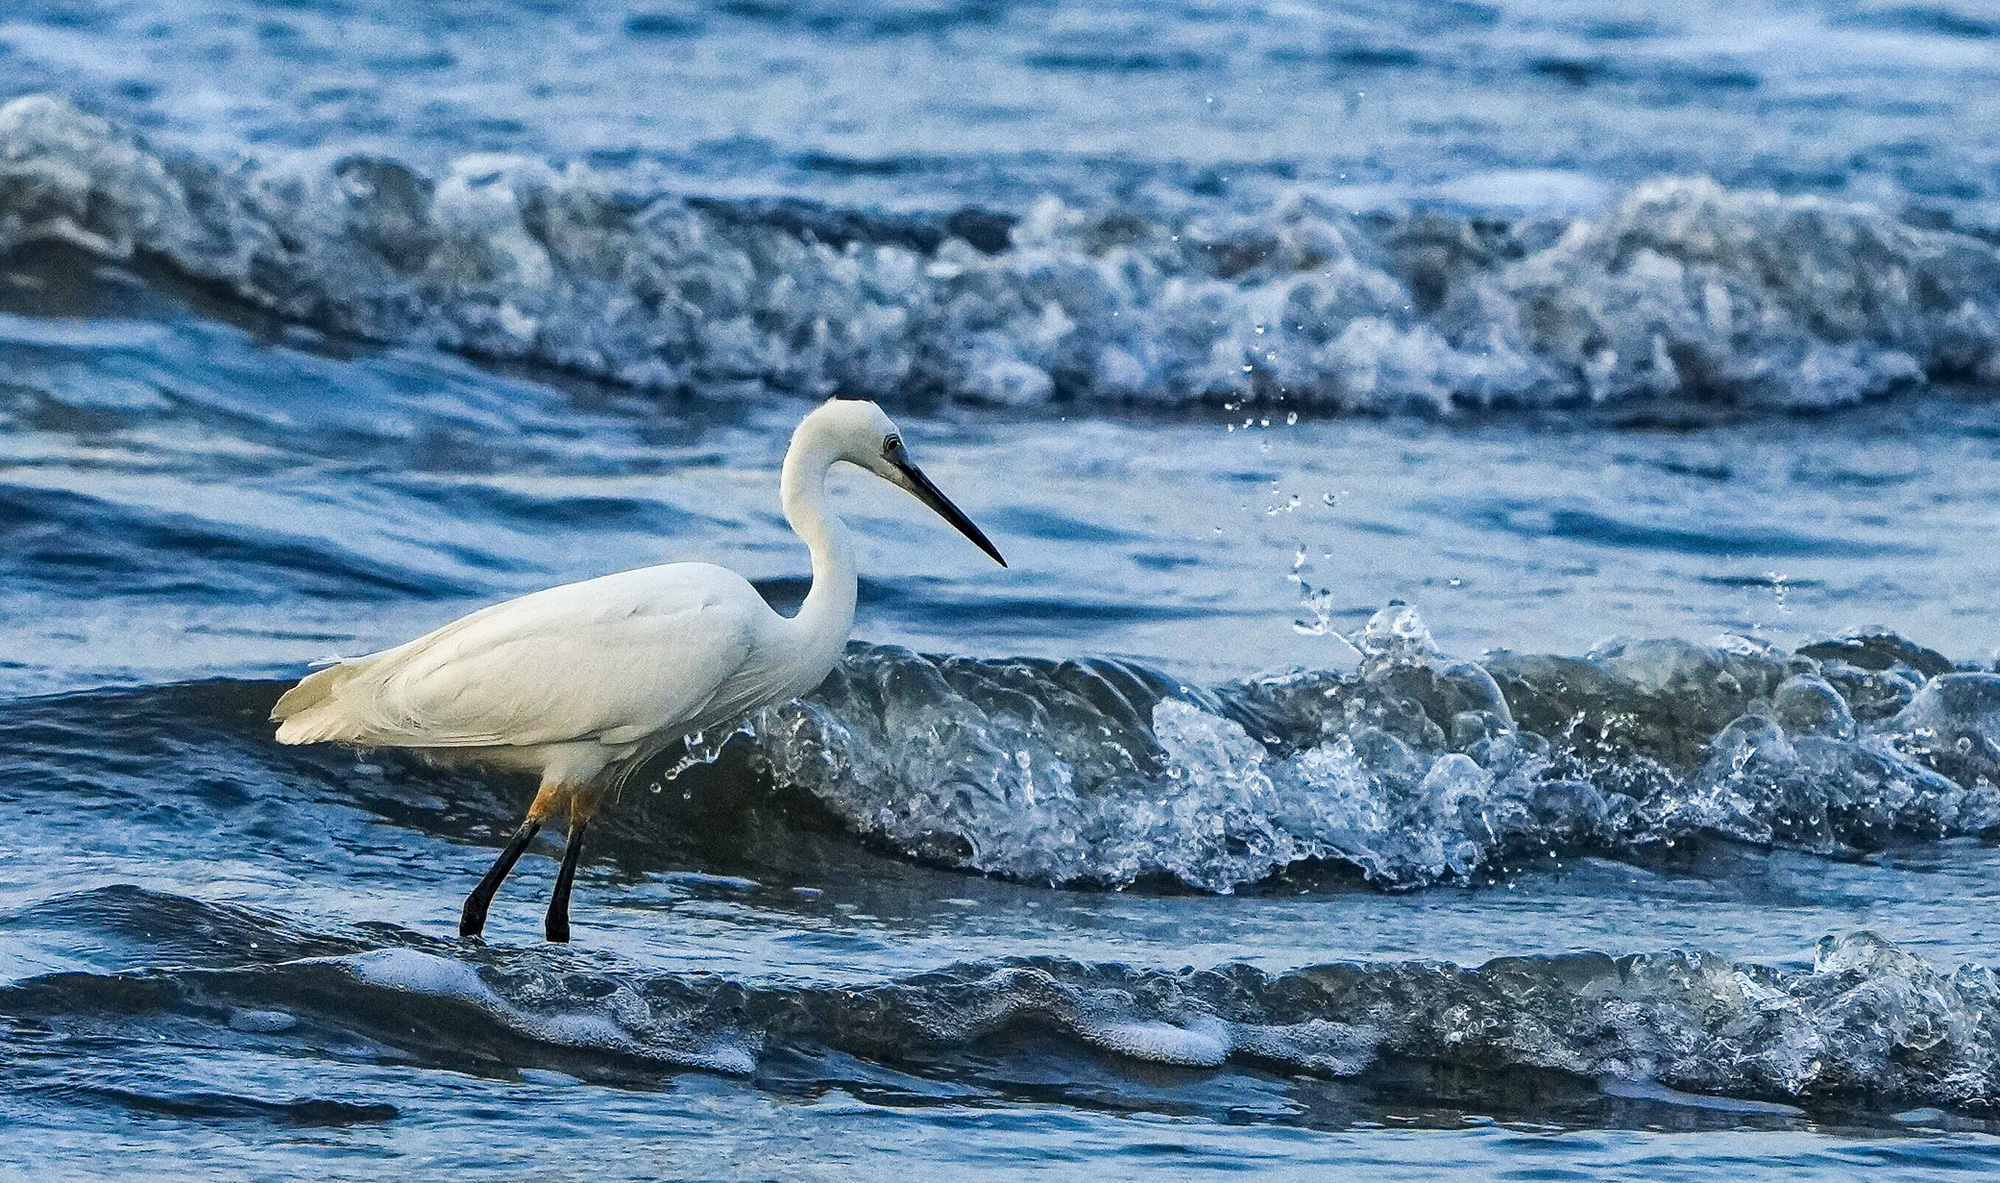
top-left (746, 607), bottom-right (2000, 891)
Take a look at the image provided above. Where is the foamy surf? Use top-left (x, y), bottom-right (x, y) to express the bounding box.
top-left (10, 889), bottom-right (2000, 1115)
top-left (4, 94), bottom-right (1996, 414)
top-left (740, 606), bottom-right (2000, 890)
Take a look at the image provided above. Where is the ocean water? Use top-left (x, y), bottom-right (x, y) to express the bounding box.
top-left (4, 1), bottom-right (2000, 1178)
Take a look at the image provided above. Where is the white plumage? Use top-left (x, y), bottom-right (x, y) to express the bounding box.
top-left (278, 565), bottom-right (774, 774)
top-left (272, 398), bottom-right (1004, 942)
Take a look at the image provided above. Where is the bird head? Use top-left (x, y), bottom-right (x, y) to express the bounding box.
top-left (810, 398), bottom-right (1007, 567)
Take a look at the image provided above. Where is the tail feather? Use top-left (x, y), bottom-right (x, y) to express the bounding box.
top-left (271, 660), bottom-right (374, 744)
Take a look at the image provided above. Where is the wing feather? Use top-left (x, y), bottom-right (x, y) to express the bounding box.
top-left (274, 564), bottom-right (768, 750)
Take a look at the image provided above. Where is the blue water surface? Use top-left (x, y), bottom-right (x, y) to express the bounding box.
top-left (3, 1), bottom-right (2000, 1179)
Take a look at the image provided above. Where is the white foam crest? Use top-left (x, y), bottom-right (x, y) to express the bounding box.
top-left (6, 96), bottom-right (1997, 413)
top-left (191, 931), bottom-right (2000, 1109)
top-left (752, 613), bottom-right (2000, 893)
top-left (755, 621), bottom-right (1555, 891)
top-left (345, 947), bottom-right (496, 1004)
top-left (338, 948), bottom-right (757, 1074)
top-left (1074, 1013), bottom-right (1233, 1068)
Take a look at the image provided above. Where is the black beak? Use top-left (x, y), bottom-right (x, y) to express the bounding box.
top-left (888, 446), bottom-right (1007, 567)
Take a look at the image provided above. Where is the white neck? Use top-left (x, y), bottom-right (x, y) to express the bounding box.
top-left (778, 428), bottom-right (858, 675)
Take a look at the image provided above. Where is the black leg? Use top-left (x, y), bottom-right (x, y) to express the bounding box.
top-left (460, 819), bottom-right (541, 938)
top-left (544, 815), bottom-right (592, 944)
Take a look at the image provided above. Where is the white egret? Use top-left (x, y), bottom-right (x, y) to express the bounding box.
top-left (272, 398), bottom-right (1005, 942)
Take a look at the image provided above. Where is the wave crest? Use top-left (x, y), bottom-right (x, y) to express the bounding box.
top-left (15, 888), bottom-right (2000, 1113)
top-left (5, 94), bottom-right (1998, 411)
top-left (745, 606), bottom-right (2000, 890)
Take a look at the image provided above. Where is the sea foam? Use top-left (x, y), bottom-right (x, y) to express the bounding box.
top-left (5, 94), bottom-right (1997, 414)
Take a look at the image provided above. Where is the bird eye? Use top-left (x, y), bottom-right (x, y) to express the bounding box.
top-left (882, 434), bottom-right (902, 455)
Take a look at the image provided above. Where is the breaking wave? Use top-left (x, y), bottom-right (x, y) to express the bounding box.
top-left (5, 93), bottom-right (1998, 413)
top-left (10, 607), bottom-right (2000, 897)
top-left (745, 605), bottom-right (2000, 891)
top-left (12, 886), bottom-right (2000, 1113)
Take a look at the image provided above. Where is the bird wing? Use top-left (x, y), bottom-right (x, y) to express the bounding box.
top-left (275, 564), bottom-right (769, 750)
